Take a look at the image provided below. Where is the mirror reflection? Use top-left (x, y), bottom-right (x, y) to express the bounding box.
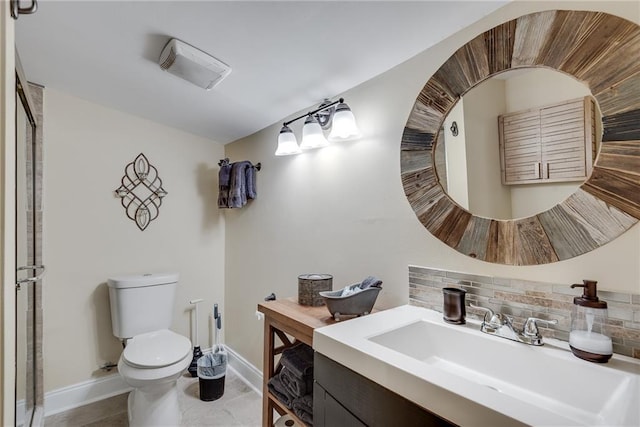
top-left (435, 68), bottom-right (602, 220)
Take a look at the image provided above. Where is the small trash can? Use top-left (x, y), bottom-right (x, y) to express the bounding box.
top-left (197, 350), bottom-right (227, 401)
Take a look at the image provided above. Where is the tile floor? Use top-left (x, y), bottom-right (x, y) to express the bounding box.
top-left (44, 367), bottom-right (263, 426)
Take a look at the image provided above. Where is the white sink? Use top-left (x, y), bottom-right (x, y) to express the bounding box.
top-left (370, 318), bottom-right (638, 426)
top-left (313, 305), bottom-right (640, 426)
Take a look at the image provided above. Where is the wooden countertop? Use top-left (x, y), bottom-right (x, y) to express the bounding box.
top-left (257, 297), bottom-right (338, 346)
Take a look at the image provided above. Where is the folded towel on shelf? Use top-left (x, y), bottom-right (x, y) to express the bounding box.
top-left (281, 343), bottom-right (314, 379)
top-left (217, 163), bottom-right (232, 208)
top-left (280, 366), bottom-right (313, 398)
top-left (292, 394), bottom-right (313, 426)
top-left (359, 276), bottom-right (383, 290)
top-left (267, 374), bottom-right (294, 408)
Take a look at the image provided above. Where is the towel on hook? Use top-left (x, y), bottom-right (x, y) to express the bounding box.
top-left (245, 163), bottom-right (257, 200)
top-left (217, 163), bottom-right (232, 208)
top-left (224, 161), bottom-right (257, 208)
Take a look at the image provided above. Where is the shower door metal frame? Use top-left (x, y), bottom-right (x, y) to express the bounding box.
top-left (15, 50), bottom-right (44, 427)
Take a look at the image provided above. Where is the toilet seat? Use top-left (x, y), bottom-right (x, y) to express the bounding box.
top-left (123, 329), bottom-right (191, 368)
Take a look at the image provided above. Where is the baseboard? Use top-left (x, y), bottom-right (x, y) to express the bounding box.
top-left (224, 345), bottom-right (263, 395)
top-left (17, 374), bottom-right (129, 424)
top-left (24, 345), bottom-right (261, 420)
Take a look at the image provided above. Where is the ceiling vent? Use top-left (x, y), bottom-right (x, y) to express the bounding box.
top-left (159, 39), bottom-right (231, 90)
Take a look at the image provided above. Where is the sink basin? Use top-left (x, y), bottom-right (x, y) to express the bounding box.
top-left (369, 318), bottom-right (639, 426)
top-left (313, 305), bottom-right (640, 426)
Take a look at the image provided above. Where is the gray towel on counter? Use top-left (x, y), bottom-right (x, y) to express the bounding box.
top-left (281, 343), bottom-right (314, 378)
top-left (267, 374), bottom-right (294, 409)
top-left (292, 394), bottom-right (313, 426)
top-left (280, 366), bottom-right (313, 398)
top-left (359, 276), bottom-right (383, 289)
top-left (217, 163), bottom-right (232, 208)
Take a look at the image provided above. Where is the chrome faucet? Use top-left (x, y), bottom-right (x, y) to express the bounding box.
top-left (470, 304), bottom-right (557, 346)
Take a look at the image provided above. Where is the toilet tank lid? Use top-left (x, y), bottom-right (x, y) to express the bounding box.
top-left (107, 273), bottom-right (179, 289)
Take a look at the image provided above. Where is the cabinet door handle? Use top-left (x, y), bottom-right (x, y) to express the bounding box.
top-left (545, 162), bottom-right (550, 178)
top-left (535, 162), bottom-right (541, 178)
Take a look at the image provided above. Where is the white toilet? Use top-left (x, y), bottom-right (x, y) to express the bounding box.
top-left (107, 273), bottom-right (191, 427)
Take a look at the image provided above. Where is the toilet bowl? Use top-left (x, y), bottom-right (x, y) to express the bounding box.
top-left (108, 273), bottom-right (191, 425)
top-left (117, 329), bottom-right (192, 426)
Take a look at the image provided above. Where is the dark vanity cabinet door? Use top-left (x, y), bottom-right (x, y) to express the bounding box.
top-left (313, 352), bottom-right (456, 427)
top-left (314, 382), bottom-right (366, 427)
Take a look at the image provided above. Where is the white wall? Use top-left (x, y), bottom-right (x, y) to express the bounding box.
top-left (42, 89), bottom-right (225, 392)
top-left (224, 0), bottom-right (640, 371)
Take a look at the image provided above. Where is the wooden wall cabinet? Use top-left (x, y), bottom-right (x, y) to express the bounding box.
top-left (499, 96), bottom-right (596, 185)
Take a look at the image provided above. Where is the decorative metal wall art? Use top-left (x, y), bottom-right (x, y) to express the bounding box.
top-left (115, 153), bottom-right (167, 231)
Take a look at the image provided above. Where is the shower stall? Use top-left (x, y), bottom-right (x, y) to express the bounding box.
top-left (15, 51), bottom-right (44, 427)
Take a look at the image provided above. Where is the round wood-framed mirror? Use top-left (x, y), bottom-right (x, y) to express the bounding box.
top-left (401, 10), bottom-right (640, 266)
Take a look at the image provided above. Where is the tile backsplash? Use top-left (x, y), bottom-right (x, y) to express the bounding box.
top-left (409, 265), bottom-right (640, 359)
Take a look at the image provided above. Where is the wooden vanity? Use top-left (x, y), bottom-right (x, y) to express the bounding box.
top-left (257, 297), bottom-right (339, 427)
top-left (257, 298), bottom-right (443, 427)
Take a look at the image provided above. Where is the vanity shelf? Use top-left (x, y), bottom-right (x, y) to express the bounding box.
top-left (257, 297), bottom-right (339, 427)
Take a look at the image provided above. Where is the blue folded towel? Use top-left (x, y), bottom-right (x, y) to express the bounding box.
top-left (281, 343), bottom-right (314, 379)
top-left (227, 161), bottom-right (257, 208)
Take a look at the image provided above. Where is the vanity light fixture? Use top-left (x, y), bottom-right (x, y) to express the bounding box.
top-left (275, 97), bottom-right (360, 156)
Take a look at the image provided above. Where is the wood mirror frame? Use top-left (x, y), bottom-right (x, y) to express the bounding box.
top-left (401, 10), bottom-right (640, 266)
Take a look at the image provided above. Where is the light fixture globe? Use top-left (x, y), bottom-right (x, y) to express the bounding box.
top-left (275, 125), bottom-right (301, 156)
top-left (300, 115), bottom-right (329, 149)
top-left (328, 102), bottom-right (361, 141)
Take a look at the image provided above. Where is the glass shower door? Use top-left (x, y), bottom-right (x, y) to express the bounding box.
top-left (15, 58), bottom-right (42, 427)
top-left (15, 77), bottom-right (31, 427)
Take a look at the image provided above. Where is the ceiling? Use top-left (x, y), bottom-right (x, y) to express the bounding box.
top-left (15, 1), bottom-right (508, 144)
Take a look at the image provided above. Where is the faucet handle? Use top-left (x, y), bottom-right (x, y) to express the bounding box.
top-left (523, 317), bottom-right (558, 337)
top-left (469, 303), bottom-right (504, 327)
top-left (469, 303), bottom-right (494, 320)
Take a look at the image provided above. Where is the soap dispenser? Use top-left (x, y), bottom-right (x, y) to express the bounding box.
top-left (569, 280), bottom-right (612, 363)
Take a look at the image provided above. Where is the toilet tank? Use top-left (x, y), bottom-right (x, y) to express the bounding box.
top-left (107, 273), bottom-right (179, 339)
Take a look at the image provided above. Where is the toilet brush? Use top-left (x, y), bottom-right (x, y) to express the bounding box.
top-left (213, 304), bottom-right (222, 353)
top-left (188, 299), bottom-right (204, 377)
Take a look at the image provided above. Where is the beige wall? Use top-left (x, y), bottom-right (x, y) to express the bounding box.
top-left (463, 78), bottom-right (511, 219)
top-left (41, 89), bottom-right (225, 391)
top-left (1, 5), bottom-right (16, 424)
top-left (442, 100), bottom-right (469, 209)
top-left (224, 0), bottom-right (640, 371)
